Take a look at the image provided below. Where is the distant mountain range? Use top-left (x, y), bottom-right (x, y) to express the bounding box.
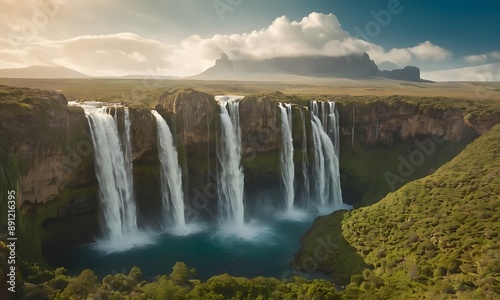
top-left (194, 52), bottom-right (426, 82)
top-left (0, 65), bottom-right (90, 79)
top-left (0, 55), bottom-right (428, 82)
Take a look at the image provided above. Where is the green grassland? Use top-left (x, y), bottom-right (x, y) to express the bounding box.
top-left (0, 77), bottom-right (499, 103)
top-left (296, 124), bottom-right (500, 299)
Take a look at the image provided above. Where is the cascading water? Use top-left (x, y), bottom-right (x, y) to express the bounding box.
top-left (299, 109), bottom-right (310, 207)
top-left (85, 106), bottom-right (137, 240)
top-left (310, 117), bottom-right (326, 206)
top-left (310, 101), bottom-right (343, 210)
top-left (216, 96), bottom-right (245, 227)
top-left (279, 103), bottom-right (295, 211)
top-left (151, 110), bottom-right (186, 230)
top-left (326, 102), bottom-right (340, 158)
top-left (351, 107), bottom-right (356, 147)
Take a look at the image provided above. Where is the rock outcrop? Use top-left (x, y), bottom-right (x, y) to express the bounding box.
top-left (338, 101), bottom-right (479, 147)
top-left (0, 87), bottom-right (94, 211)
top-left (199, 53), bottom-right (235, 78)
top-left (380, 66), bottom-right (424, 82)
top-left (154, 88), bottom-right (220, 216)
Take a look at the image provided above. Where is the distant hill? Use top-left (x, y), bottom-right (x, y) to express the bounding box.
top-left (195, 52), bottom-right (424, 82)
top-left (0, 65), bottom-right (90, 79)
top-left (296, 123), bottom-right (500, 299)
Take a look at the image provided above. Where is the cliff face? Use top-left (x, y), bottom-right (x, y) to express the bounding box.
top-left (0, 87), bottom-right (94, 211)
top-left (240, 95), bottom-right (282, 155)
top-left (339, 101), bottom-right (479, 147)
top-left (154, 88), bottom-right (220, 217)
top-left (0, 87), bottom-right (99, 261)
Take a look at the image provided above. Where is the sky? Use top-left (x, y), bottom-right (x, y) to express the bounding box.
top-left (0, 0), bottom-right (499, 79)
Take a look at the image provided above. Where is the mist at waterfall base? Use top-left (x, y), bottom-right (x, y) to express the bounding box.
top-left (48, 211), bottom-right (329, 281)
top-left (57, 100), bottom-right (349, 281)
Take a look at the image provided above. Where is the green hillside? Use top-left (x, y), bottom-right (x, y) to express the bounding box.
top-left (296, 124), bottom-right (500, 299)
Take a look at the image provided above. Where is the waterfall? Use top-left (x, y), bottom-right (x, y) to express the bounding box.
top-left (326, 102), bottom-right (340, 158)
top-left (279, 103), bottom-right (295, 211)
top-left (151, 110), bottom-right (186, 229)
top-left (310, 117), bottom-right (326, 206)
top-left (216, 97), bottom-right (245, 227)
top-left (85, 106), bottom-right (137, 239)
top-left (352, 107), bottom-right (356, 147)
top-left (310, 101), bottom-right (343, 210)
top-left (299, 109), bottom-right (310, 207)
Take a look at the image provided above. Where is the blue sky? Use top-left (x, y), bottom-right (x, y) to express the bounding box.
top-left (0, 0), bottom-right (499, 78)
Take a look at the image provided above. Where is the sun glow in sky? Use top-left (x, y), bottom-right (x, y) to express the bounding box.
top-left (0, 0), bottom-right (499, 79)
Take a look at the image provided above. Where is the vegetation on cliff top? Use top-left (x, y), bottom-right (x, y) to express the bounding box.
top-left (295, 124), bottom-right (500, 299)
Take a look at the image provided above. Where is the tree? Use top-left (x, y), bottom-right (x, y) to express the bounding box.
top-left (170, 262), bottom-right (196, 285)
top-left (61, 269), bottom-right (98, 299)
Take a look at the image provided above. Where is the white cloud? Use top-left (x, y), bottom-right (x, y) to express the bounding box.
top-left (463, 51), bottom-right (500, 64)
top-left (0, 12), bottom-right (454, 76)
top-left (175, 13), bottom-right (353, 61)
top-left (407, 41), bottom-right (452, 62)
top-left (422, 63), bottom-right (500, 82)
top-left (464, 54), bottom-right (488, 63)
top-left (489, 51), bottom-right (500, 60)
top-left (367, 41), bottom-right (451, 66)
top-left (0, 32), bottom-right (172, 76)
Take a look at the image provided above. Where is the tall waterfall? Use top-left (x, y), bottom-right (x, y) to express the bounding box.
top-left (351, 107), bottom-right (356, 147)
top-left (216, 96), bottom-right (245, 227)
top-left (85, 106), bottom-right (137, 239)
top-left (310, 101), bottom-right (343, 210)
top-left (279, 103), bottom-right (295, 211)
top-left (299, 109), bottom-right (310, 207)
top-left (151, 110), bottom-right (186, 229)
top-left (326, 102), bottom-right (340, 158)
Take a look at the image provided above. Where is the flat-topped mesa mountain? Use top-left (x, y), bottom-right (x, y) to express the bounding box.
top-left (196, 52), bottom-right (425, 81)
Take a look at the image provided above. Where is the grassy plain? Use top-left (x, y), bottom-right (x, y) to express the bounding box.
top-left (0, 78), bottom-right (499, 103)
